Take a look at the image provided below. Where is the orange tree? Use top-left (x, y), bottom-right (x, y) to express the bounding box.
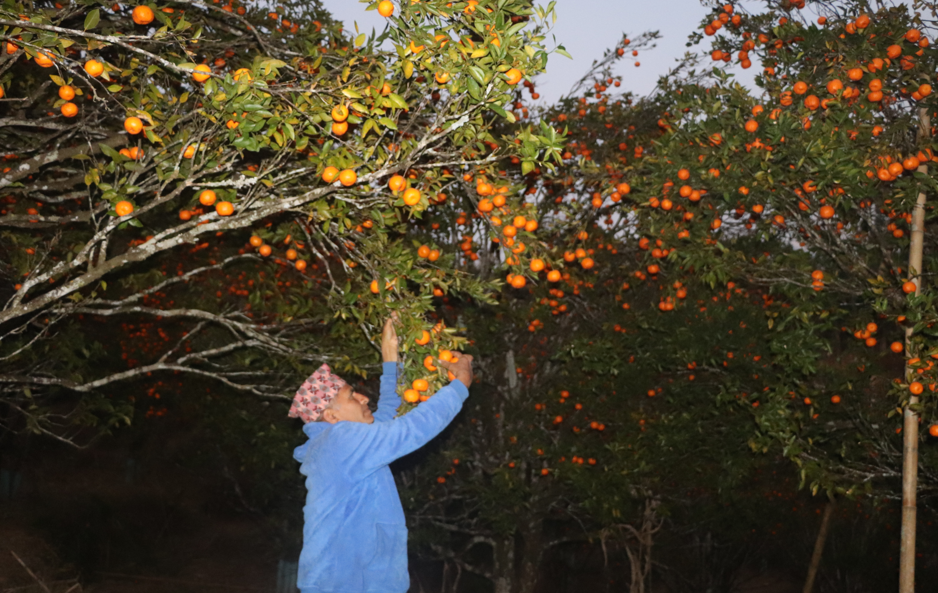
top-left (0, 0), bottom-right (569, 442)
top-left (379, 33), bottom-right (796, 587)
top-left (519, 0), bottom-right (938, 585)
top-left (534, 0), bottom-right (938, 501)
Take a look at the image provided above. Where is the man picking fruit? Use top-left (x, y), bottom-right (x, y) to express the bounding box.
top-left (290, 315), bottom-right (473, 593)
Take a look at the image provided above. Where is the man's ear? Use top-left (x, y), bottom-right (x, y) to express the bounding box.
top-left (322, 408), bottom-right (339, 424)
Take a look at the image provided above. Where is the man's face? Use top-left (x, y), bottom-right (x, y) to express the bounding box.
top-left (323, 385), bottom-right (374, 424)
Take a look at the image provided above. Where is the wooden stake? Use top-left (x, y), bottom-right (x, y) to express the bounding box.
top-left (802, 501), bottom-right (834, 593)
top-left (899, 108), bottom-right (930, 593)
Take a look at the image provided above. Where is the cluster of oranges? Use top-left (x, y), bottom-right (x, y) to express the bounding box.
top-left (248, 234), bottom-right (308, 271)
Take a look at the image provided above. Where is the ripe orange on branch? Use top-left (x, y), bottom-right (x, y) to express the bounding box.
top-left (58, 85), bottom-right (75, 101)
top-left (192, 64), bottom-right (212, 82)
top-left (124, 116), bottom-right (144, 135)
top-left (402, 188), bottom-right (421, 205)
top-left (115, 201), bottom-right (134, 216)
top-left (322, 167), bottom-right (340, 183)
top-left (84, 59), bottom-right (104, 77)
top-left (132, 5), bottom-right (154, 24)
top-left (377, 0), bottom-right (394, 17)
top-left (331, 104), bottom-right (349, 123)
top-left (338, 169), bottom-right (357, 187)
top-left (388, 175), bottom-right (406, 191)
top-left (198, 190), bottom-right (217, 206)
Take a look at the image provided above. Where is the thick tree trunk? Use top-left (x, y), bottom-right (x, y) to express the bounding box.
top-left (492, 536), bottom-right (515, 593)
top-left (623, 497), bottom-right (663, 593)
top-left (802, 501), bottom-right (835, 593)
top-left (900, 108), bottom-right (930, 593)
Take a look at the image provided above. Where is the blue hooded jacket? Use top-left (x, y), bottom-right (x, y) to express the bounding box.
top-left (293, 362), bottom-right (469, 593)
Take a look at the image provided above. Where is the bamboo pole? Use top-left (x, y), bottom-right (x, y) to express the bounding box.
top-left (802, 501), bottom-right (835, 593)
top-left (899, 108), bottom-right (931, 593)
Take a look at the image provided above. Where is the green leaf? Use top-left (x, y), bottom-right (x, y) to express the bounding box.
top-left (84, 8), bottom-right (100, 30)
top-left (378, 117), bottom-right (398, 130)
top-left (387, 93), bottom-right (409, 110)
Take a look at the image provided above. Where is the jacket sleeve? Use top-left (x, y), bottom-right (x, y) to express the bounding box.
top-left (338, 379), bottom-right (470, 479)
top-left (372, 361), bottom-right (401, 423)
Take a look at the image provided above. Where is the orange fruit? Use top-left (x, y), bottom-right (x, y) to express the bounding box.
top-left (804, 95), bottom-right (820, 110)
top-left (428, 249), bottom-right (440, 262)
top-left (332, 121), bottom-right (348, 136)
top-left (179, 210), bottom-right (192, 221)
top-left (677, 168), bottom-right (690, 180)
top-left (61, 102), bottom-right (78, 117)
top-left (417, 245), bottom-right (431, 258)
top-left (322, 166), bottom-right (340, 183)
top-left (215, 201), bottom-right (234, 216)
top-left (132, 5), bottom-right (155, 24)
top-left (792, 81), bottom-right (808, 94)
top-left (403, 389), bottom-right (420, 403)
top-left (377, 0), bottom-right (394, 17)
top-left (249, 236), bottom-right (264, 247)
top-left (124, 116), bottom-right (144, 135)
top-left (192, 64), bottom-right (212, 82)
top-left (819, 205), bottom-right (834, 219)
top-left (435, 71), bottom-right (450, 84)
top-left (331, 104), bottom-right (349, 122)
top-left (530, 259), bottom-right (545, 272)
top-left (34, 51), bottom-right (55, 68)
top-left (84, 59), bottom-right (104, 77)
top-left (826, 79), bottom-right (843, 94)
top-left (58, 85), bottom-right (75, 101)
top-left (890, 341), bottom-right (904, 353)
top-left (744, 120), bottom-right (758, 133)
top-left (438, 350), bottom-right (454, 362)
top-left (295, 260), bottom-right (307, 271)
top-left (402, 188), bottom-right (421, 205)
top-left (233, 68), bottom-right (252, 82)
top-left (504, 68), bottom-right (522, 85)
top-left (847, 68), bottom-right (863, 81)
top-left (258, 244), bottom-right (272, 257)
top-left (115, 200), bottom-right (134, 216)
top-left (509, 274), bottom-right (527, 288)
top-left (199, 190), bottom-right (217, 206)
top-left (183, 144), bottom-right (197, 158)
top-left (412, 379), bottom-right (429, 392)
top-left (388, 175), bottom-right (405, 191)
top-left (286, 249), bottom-right (298, 261)
top-left (910, 381), bottom-right (924, 395)
top-left (338, 169), bottom-right (357, 187)
top-left (415, 330), bottom-right (431, 345)
top-left (903, 281), bottom-right (917, 294)
top-left (919, 84), bottom-right (932, 97)
top-left (580, 257), bottom-right (594, 269)
top-left (547, 270), bottom-right (561, 282)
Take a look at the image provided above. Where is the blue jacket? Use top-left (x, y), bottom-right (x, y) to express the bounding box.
top-left (293, 362), bottom-right (469, 593)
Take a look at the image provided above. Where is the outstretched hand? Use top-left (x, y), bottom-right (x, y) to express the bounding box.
top-left (381, 313), bottom-right (399, 363)
top-left (438, 352), bottom-right (473, 388)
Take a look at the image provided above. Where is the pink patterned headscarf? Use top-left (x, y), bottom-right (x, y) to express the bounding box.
top-left (289, 363), bottom-right (348, 423)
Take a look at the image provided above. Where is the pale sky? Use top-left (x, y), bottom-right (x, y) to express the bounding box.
top-left (321, 0), bottom-right (807, 104)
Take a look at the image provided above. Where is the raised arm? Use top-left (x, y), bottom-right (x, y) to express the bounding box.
top-left (340, 354), bottom-right (474, 478)
top-left (372, 315), bottom-right (401, 423)
top-left (373, 361), bottom-right (401, 423)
